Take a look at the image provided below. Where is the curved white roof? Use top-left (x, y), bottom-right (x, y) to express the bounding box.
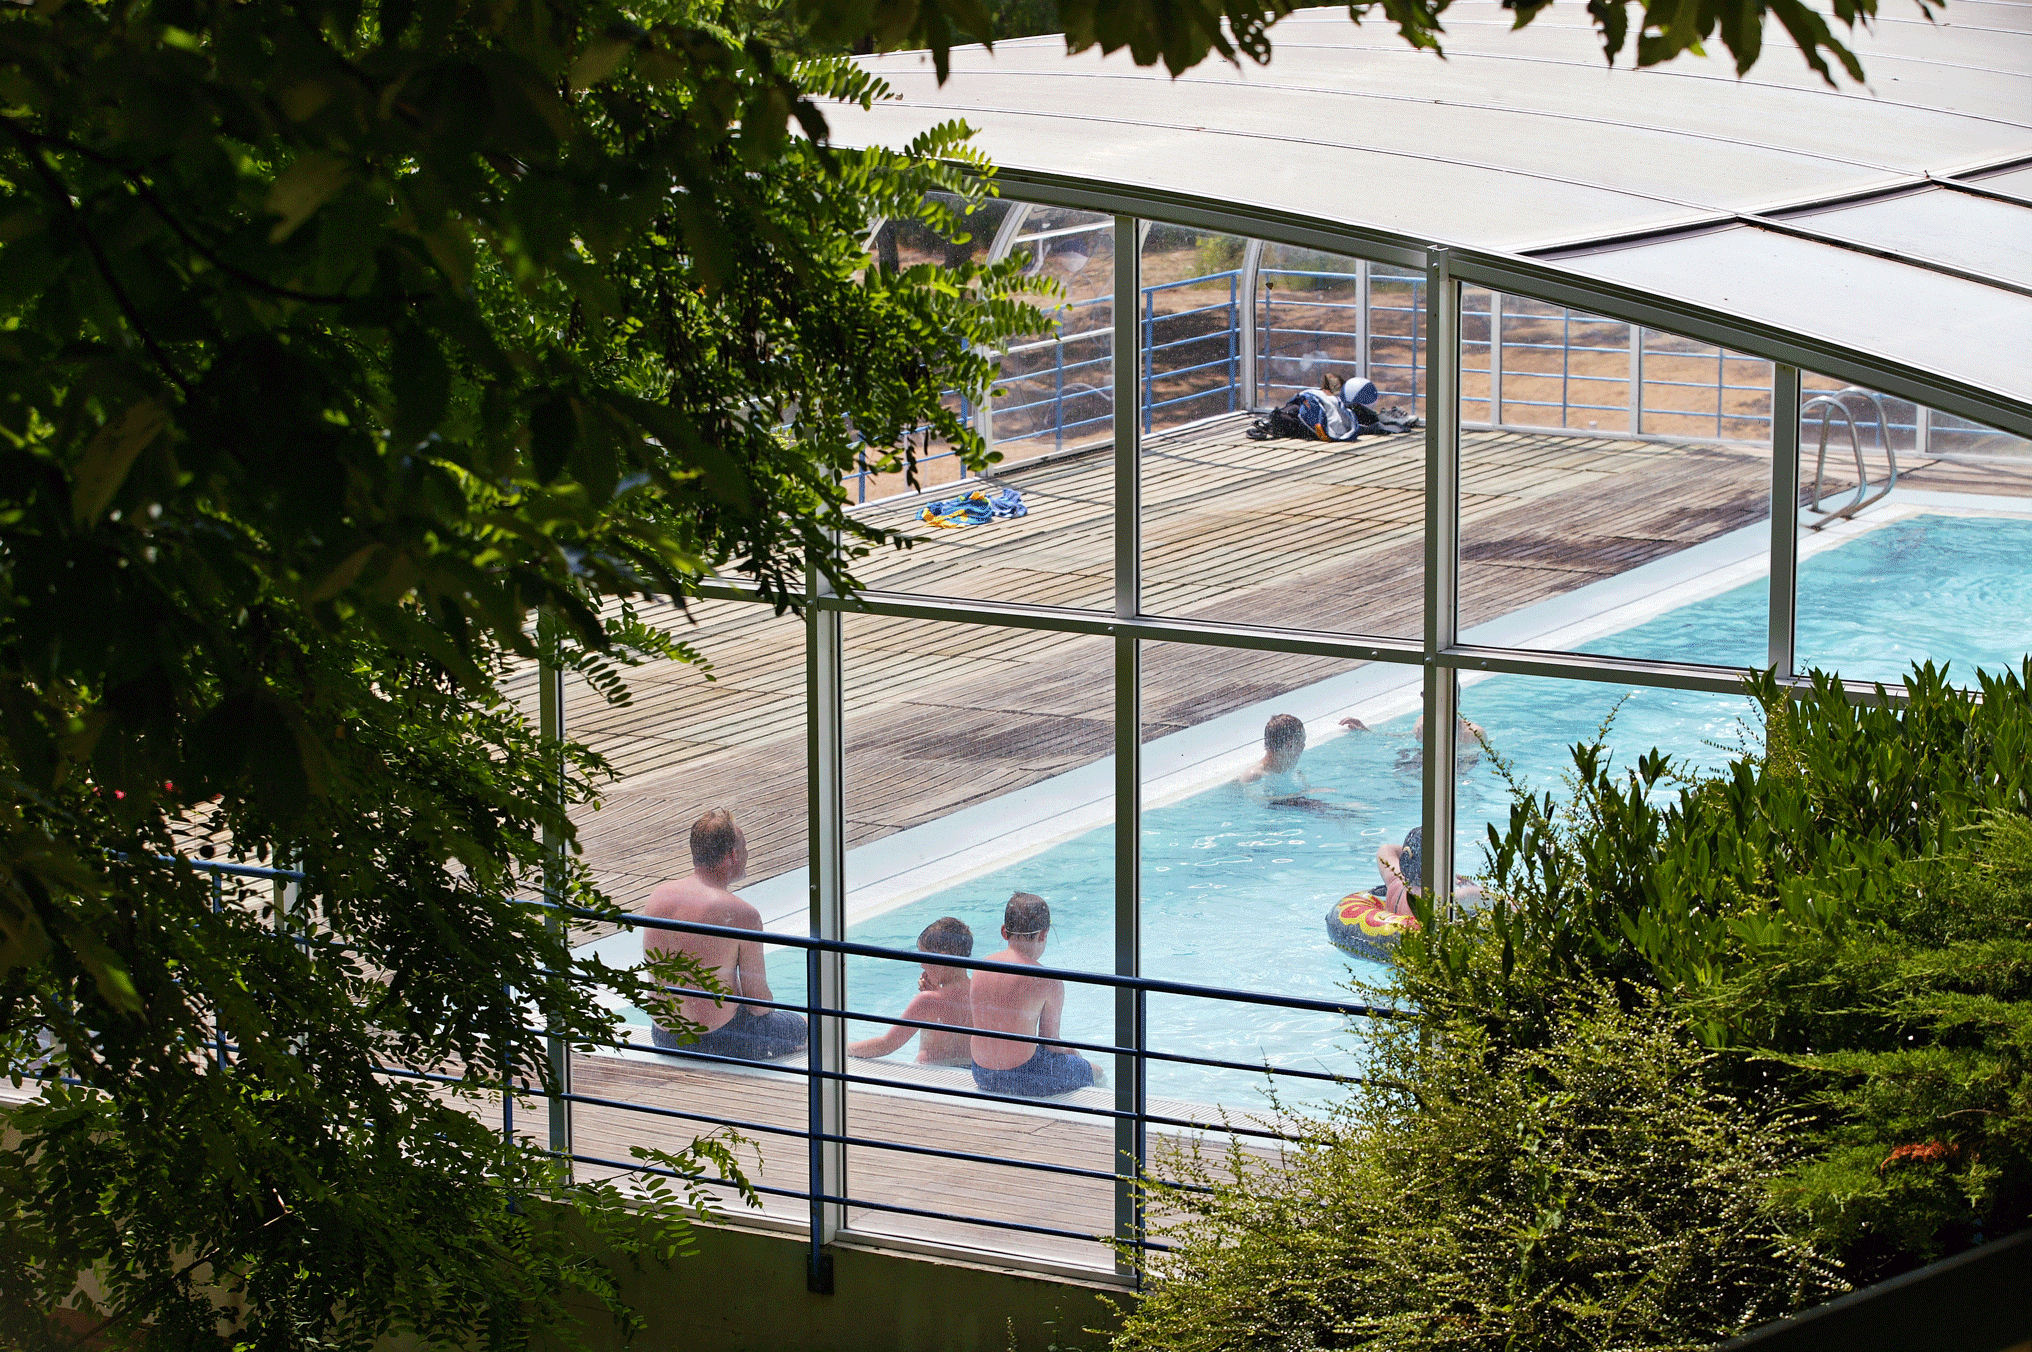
top-left (833, 2), bottom-right (2032, 434)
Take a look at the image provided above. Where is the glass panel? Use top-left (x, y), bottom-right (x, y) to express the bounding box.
top-left (1368, 263), bottom-right (1426, 420)
top-left (1140, 223), bottom-right (1247, 434)
top-left (838, 615), bottom-right (1116, 1270)
top-left (1494, 297), bottom-right (1634, 433)
top-left (850, 205), bottom-right (1116, 613)
top-left (1637, 330), bottom-right (1775, 444)
top-left (1459, 295), bottom-right (1775, 669)
top-left (1133, 643), bottom-right (1409, 1139)
top-left (1793, 387), bottom-right (2032, 687)
top-left (1453, 671), bottom-right (1760, 871)
top-left (1140, 242), bottom-right (1423, 637)
top-left (990, 205), bottom-right (1117, 460)
top-left (555, 597), bottom-right (812, 1225)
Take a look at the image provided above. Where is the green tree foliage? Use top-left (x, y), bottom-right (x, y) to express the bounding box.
top-left (1119, 992), bottom-right (1843, 1351)
top-left (1417, 663), bottom-right (2032, 1271)
top-left (0, 0), bottom-right (1045, 1343)
top-left (794, 0), bottom-right (1906, 86)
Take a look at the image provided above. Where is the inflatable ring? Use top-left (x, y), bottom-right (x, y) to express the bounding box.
top-left (1325, 892), bottom-right (1419, 963)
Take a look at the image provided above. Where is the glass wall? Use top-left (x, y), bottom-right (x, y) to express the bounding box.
top-left (556, 597), bottom-right (811, 1223)
top-left (539, 212), bottom-right (2032, 1283)
top-left (838, 617), bottom-right (1115, 1265)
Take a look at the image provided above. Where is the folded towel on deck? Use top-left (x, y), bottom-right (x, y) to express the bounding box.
top-left (921, 486), bottom-right (1028, 529)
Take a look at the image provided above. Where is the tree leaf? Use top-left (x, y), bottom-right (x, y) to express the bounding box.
top-left (266, 152), bottom-right (353, 242)
top-left (71, 399), bottom-right (168, 524)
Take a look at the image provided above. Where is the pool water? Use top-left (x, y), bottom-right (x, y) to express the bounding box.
top-left (767, 512), bottom-right (2032, 1107)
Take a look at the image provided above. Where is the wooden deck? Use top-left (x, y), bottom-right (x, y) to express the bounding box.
top-left (537, 413), bottom-right (2025, 917)
top-left (563, 1045), bottom-right (1278, 1273)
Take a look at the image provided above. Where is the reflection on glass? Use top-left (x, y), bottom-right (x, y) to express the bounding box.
top-left (993, 206), bottom-right (1116, 458)
top-left (849, 203), bottom-right (1116, 611)
top-left (850, 194), bottom-right (1019, 504)
top-left (1458, 296), bottom-right (1774, 668)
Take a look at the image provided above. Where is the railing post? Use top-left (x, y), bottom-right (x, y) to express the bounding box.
top-left (1628, 323), bottom-right (1644, 436)
top-left (1488, 289), bottom-right (1504, 428)
top-left (1421, 246), bottom-right (1461, 907)
top-left (1112, 213), bottom-right (1145, 1279)
top-left (1227, 271), bottom-right (1238, 413)
top-left (1238, 239), bottom-right (1263, 409)
top-left (1141, 281), bottom-right (1153, 434)
top-left (1356, 258), bottom-right (1371, 382)
top-left (537, 611), bottom-right (572, 1164)
top-left (1769, 365), bottom-right (1803, 682)
top-left (806, 556), bottom-right (846, 1293)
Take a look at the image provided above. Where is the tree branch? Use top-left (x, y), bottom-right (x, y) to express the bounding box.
top-left (2, 118), bottom-right (192, 401)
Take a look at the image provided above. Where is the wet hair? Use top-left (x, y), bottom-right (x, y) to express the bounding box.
top-left (1004, 892), bottom-right (1051, 938)
top-left (918, 916), bottom-right (973, 958)
top-left (1263, 713), bottom-right (1307, 756)
top-left (1399, 826), bottom-right (1423, 890)
top-left (690, 809), bottom-right (741, 871)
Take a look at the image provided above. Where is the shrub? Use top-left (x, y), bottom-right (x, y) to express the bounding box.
top-left (1119, 991), bottom-right (1842, 1352)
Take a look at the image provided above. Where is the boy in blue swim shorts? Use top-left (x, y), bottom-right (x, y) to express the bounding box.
top-left (969, 893), bottom-right (1101, 1098)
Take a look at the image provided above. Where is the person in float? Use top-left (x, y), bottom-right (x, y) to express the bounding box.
top-left (968, 894), bottom-right (1104, 1098)
top-left (641, 809), bottom-right (807, 1061)
top-left (847, 917), bottom-right (976, 1067)
top-left (1374, 826), bottom-right (1484, 917)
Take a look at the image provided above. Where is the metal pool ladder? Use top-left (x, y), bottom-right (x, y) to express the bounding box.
top-left (1802, 388), bottom-right (1900, 530)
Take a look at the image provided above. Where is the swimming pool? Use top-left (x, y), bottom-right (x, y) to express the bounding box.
top-left (756, 511), bottom-right (2032, 1107)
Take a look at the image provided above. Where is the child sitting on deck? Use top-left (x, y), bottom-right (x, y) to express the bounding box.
top-left (847, 917), bottom-right (976, 1067)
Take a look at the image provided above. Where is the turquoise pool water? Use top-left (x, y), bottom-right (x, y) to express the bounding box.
top-left (767, 512), bottom-right (2032, 1107)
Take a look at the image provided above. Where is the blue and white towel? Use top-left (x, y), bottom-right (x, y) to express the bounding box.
top-left (921, 486), bottom-right (1028, 529)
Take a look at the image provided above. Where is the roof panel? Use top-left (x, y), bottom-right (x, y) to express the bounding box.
top-left (1970, 164), bottom-right (2032, 202)
top-left (1559, 227), bottom-right (2032, 405)
top-left (1788, 188), bottom-right (2032, 289)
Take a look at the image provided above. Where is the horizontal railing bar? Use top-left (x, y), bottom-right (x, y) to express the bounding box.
top-left (568, 1149), bottom-right (816, 1205)
top-left (590, 908), bottom-right (1406, 1019)
top-left (825, 1130), bottom-right (1162, 1189)
top-left (557, 1088), bottom-right (812, 1142)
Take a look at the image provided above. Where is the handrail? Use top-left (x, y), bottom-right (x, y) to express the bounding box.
top-left (1803, 388), bottom-right (1900, 529)
top-left (582, 905), bottom-right (1408, 1021)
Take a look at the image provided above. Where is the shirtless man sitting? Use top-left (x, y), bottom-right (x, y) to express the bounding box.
top-left (969, 894), bottom-right (1101, 1098)
top-left (847, 917), bottom-right (975, 1067)
top-left (641, 809), bottom-right (807, 1062)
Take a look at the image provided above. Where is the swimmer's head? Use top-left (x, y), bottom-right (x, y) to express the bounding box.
top-left (918, 916), bottom-right (973, 958)
top-left (1263, 714), bottom-right (1306, 768)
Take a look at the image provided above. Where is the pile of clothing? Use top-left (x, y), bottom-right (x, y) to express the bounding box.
top-left (920, 485), bottom-right (1028, 529)
top-left (1247, 375), bottom-right (1424, 442)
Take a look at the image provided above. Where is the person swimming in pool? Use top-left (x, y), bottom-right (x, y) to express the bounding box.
top-left (1339, 712), bottom-right (1486, 773)
top-left (1238, 714), bottom-right (1365, 814)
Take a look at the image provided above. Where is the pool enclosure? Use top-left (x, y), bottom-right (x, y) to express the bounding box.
top-left (530, 1), bottom-right (2032, 1288)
